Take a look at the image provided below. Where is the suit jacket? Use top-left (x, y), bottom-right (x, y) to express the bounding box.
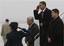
top-left (33, 8), bottom-right (52, 35)
top-left (26, 23), bottom-right (39, 44)
top-left (5, 30), bottom-right (28, 46)
top-left (48, 17), bottom-right (63, 46)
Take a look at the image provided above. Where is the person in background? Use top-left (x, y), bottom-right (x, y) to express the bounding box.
top-left (33, 1), bottom-right (52, 46)
top-left (1, 19), bottom-right (11, 45)
top-left (26, 16), bottom-right (39, 46)
top-left (48, 9), bottom-right (63, 46)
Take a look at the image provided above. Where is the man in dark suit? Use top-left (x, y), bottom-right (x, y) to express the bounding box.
top-left (5, 22), bottom-right (29, 46)
top-left (33, 1), bottom-right (52, 46)
top-left (48, 9), bottom-right (63, 46)
top-left (26, 16), bottom-right (39, 46)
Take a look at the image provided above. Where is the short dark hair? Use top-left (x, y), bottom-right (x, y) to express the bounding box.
top-left (52, 9), bottom-right (59, 14)
top-left (5, 19), bottom-right (9, 22)
top-left (40, 1), bottom-right (46, 6)
top-left (10, 22), bottom-right (18, 30)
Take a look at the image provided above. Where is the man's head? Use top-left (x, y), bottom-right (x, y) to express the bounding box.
top-left (27, 16), bottom-right (34, 26)
top-left (5, 19), bottom-right (9, 23)
top-left (10, 22), bottom-right (18, 30)
top-left (39, 1), bottom-right (46, 10)
top-left (51, 9), bottom-right (59, 18)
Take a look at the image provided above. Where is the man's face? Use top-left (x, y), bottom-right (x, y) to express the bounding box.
top-left (39, 3), bottom-right (45, 10)
top-left (51, 11), bottom-right (57, 18)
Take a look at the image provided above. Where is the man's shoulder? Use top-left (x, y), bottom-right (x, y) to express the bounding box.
top-left (51, 17), bottom-right (63, 25)
top-left (44, 8), bottom-right (51, 14)
top-left (33, 23), bottom-right (39, 28)
top-left (2, 23), bottom-right (9, 26)
top-left (33, 23), bottom-right (38, 26)
top-left (57, 17), bottom-right (63, 24)
top-left (45, 8), bottom-right (51, 13)
top-left (46, 8), bottom-right (51, 11)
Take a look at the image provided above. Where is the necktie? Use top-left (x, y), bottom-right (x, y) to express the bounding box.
top-left (41, 11), bottom-right (44, 19)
